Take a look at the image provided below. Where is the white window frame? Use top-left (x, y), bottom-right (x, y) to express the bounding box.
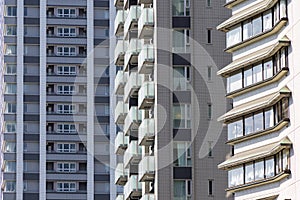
top-left (57, 162), bottom-right (76, 172)
top-left (6, 6), bottom-right (17, 17)
top-left (57, 143), bottom-right (76, 153)
top-left (173, 104), bottom-right (191, 129)
top-left (57, 8), bottom-right (76, 18)
top-left (57, 27), bottom-right (76, 37)
top-left (57, 46), bottom-right (76, 56)
top-left (57, 66), bottom-right (77, 75)
top-left (57, 85), bottom-right (76, 95)
top-left (56, 182), bottom-right (76, 192)
top-left (6, 103), bottom-right (16, 113)
top-left (5, 64), bottom-right (17, 75)
top-left (57, 104), bottom-right (76, 114)
top-left (57, 124), bottom-right (77, 133)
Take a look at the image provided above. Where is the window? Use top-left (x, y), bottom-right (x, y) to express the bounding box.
top-left (173, 29), bottom-right (190, 53)
top-left (57, 8), bottom-right (76, 18)
top-left (24, 7), bottom-right (28, 16)
top-left (57, 104), bottom-right (76, 114)
top-left (243, 20), bottom-right (252, 40)
top-left (227, 72), bottom-right (242, 93)
top-left (5, 84), bottom-right (17, 94)
top-left (56, 182), bottom-right (76, 192)
top-left (4, 181), bottom-right (16, 192)
top-left (4, 142), bottom-right (16, 152)
top-left (252, 16), bottom-right (263, 36)
top-left (265, 157), bottom-right (275, 178)
top-left (207, 29), bottom-right (212, 44)
top-left (228, 167), bottom-right (243, 187)
top-left (57, 47), bottom-right (76, 56)
top-left (57, 66), bottom-right (76, 75)
top-left (173, 104), bottom-right (191, 128)
top-left (208, 141), bottom-right (213, 157)
top-left (57, 85), bottom-right (76, 94)
top-left (174, 180), bottom-right (191, 200)
top-left (5, 64), bottom-right (16, 74)
top-left (226, 25), bottom-right (241, 47)
top-left (5, 123), bottom-right (16, 133)
top-left (57, 124), bottom-right (76, 133)
top-left (264, 108), bottom-right (274, 129)
top-left (6, 45), bottom-right (16, 55)
top-left (173, 0), bottom-right (190, 16)
top-left (6, 25), bottom-right (17, 36)
top-left (6, 103), bottom-right (16, 113)
top-left (255, 160), bottom-right (265, 180)
top-left (57, 163), bottom-right (76, 172)
top-left (173, 66), bottom-right (190, 91)
top-left (4, 161), bottom-right (16, 172)
top-left (207, 66), bottom-right (212, 81)
top-left (252, 64), bottom-right (263, 83)
top-left (207, 0), bottom-right (211, 7)
top-left (245, 163), bottom-right (254, 183)
top-left (208, 104), bottom-right (212, 120)
top-left (244, 115), bottom-right (253, 135)
top-left (57, 143), bottom-right (76, 153)
top-left (263, 59), bottom-right (273, 79)
top-left (6, 6), bottom-right (17, 16)
top-left (173, 142), bottom-right (191, 167)
top-left (57, 27), bottom-right (76, 37)
top-left (263, 10), bottom-right (273, 31)
top-left (228, 119), bottom-right (243, 140)
top-left (208, 180), bottom-right (213, 195)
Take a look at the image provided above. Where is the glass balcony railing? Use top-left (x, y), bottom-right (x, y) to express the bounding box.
top-left (124, 106), bottom-right (143, 135)
top-left (115, 163), bottom-right (129, 185)
top-left (124, 141), bottom-right (142, 168)
top-left (124, 72), bottom-right (143, 102)
top-left (115, 131), bottom-right (129, 155)
top-left (139, 155), bottom-right (155, 181)
top-left (124, 175), bottom-right (142, 200)
top-left (115, 101), bottom-right (129, 124)
top-left (116, 194), bottom-right (124, 200)
top-left (124, 6), bottom-right (141, 36)
top-left (115, 40), bottom-right (128, 66)
top-left (124, 39), bottom-right (142, 70)
top-left (138, 45), bottom-right (154, 74)
top-left (138, 81), bottom-right (155, 109)
top-left (138, 118), bottom-right (155, 146)
top-left (141, 194), bottom-right (155, 200)
top-left (115, 70), bottom-right (128, 95)
top-left (115, 10), bottom-right (128, 36)
top-left (138, 8), bottom-right (154, 38)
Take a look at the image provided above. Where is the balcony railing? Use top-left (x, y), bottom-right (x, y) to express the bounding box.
top-left (115, 10), bottom-right (128, 36)
top-left (115, 163), bottom-right (129, 186)
top-left (124, 175), bottom-right (142, 200)
top-left (139, 155), bottom-right (155, 182)
top-left (138, 45), bottom-right (154, 74)
top-left (124, 39), bottom-right (142, 71)
top-left (115, 131), bottom-right (129, 155)
top-left (116, 194), bottom-right (124, 200)
top-left (138, 8), bottom-right (154, 39)
top-left (115, 70), bottom-right (128, 95)
top-left (124, 106), bottom-right (142, 135)
top-left (138, 118), bottom-right (155, 146)
top-left (124, 72), bottom-right (143, 103)
top-left (138, 81), bottom-right (155, 109)
top-left (115, 40), bottom-right (128, 66)
top-left (124, 141), bottom-right (142, 167)
top-left (115, 101), bottom-right (129, 124)
top-left (141, 194), bottom-right (155, 200)
top-left (124, 6), bottom-right (141, 36)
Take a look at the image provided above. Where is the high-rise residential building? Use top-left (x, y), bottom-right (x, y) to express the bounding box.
top-left (112, 0), bottom-right (232, 199)
top-left (217, 0), bottom-right (298, 199)
top-left (0, 0), bottom-right (113, 200)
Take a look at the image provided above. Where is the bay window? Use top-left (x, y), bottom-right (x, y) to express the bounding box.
top-left (57, 143), bottom-right (76, 153)
top-left (173, 104), bottom-right (191, 129)
top-left (56, 182), bottom-right (76, 192)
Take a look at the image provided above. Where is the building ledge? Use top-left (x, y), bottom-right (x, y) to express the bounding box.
top-left (224, 0), bottom-right (246, 9)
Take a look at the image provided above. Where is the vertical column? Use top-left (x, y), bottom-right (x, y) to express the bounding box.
top-left (87, 1), bottom-right (95, 200)
top-left (16, 0), bottom-right (24, 199)
top-left (39, 0), bottom-right (47, 199)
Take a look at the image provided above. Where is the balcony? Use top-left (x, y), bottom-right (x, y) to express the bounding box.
top-left (124, 175), bottom-right (142, 200)
top-left (124, 106), bottom-right (142, 135)
top-left (124, 6), bottom-right (141, 37)
top-left (115, 101), bottom-right (129, 124)
top-left (138, 8), bottom-right (154, 39)
top-left (139, 155), bottom-right (155, 182)
top-left (124, 72), bottom-right (143, 103)
top-left (115, 40), bottom-right (128, 66)
top-left (124, 39), bottom-right (142, 71)
top-left (124, 141), bottom-right (142, 167)
top-left (138, 81), bottom-right (154, 109)
top-left (138, 118), bottom-right (155, 146)
top-left (141, 194), bottom-right (155, 200)
top-left (115, 70), bottom-right (128, 95)
top-left (115, 131), bottom-right (129, 155)
top-left (115, 10), bottom-right (128, 36)
top-left (115, 163), bottom-right (129, 186)
top-left (138, 0), bottom-right (153, 5)
top-left (138, 45), bottom-right (154, 74)
top-left (116, 194), bottom-right (124, 200)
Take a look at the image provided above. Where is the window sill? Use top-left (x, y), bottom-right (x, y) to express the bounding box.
top-left (226, 67), bottom-right (289, 98)
top-left (226, 118), bottom-right (289, 145)
top-left (226, 170), bottom-right (290, 193)
top-left (225, 18), bottom-right (288, 53)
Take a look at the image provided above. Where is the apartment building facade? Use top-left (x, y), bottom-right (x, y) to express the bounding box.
top-left (218, 0), bottom-right (300, 199)
top-left (113, 0), bottom-right (232, 199)
top-left (1, 0), bottom-right (112, 200)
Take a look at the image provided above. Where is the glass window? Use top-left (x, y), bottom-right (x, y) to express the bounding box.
top-left (282, 98), bottom-right (289, 119)
top-left (57, 104), bottom-right (76, 114)
top-left (57, 46), bottom-right (76, 56)
top-left (4, 161), bottom-right (16, 172)
top-left (254, 160), bottom-right (264, 180)
top-left (253, 64), bottom-right (263, 83)
top-left (228, 119), bottom-right (243, 140)
top-left (174, 181), bottom-right (186, 199)
top-left (227, 72), bottom-right (242, 93)
top-left (228, 167), bottom-right (243, 187)
top-left (57, 8), bottom-right (76, 18)
top-left (57, 162), bottom-right (76, 172)
top-left (6, 64), bottom-right (17, 74)
top-left (5, 83), bottom-right (17, 94)
top-left (57, 66), bottom-right (76, 75)
top-left (280, 0), bottom-right (287, 18)
top-left (263, 59), bottom-right (273, 79)
top-left (274, 3), bottom-right (280, 24)
top-left (243, 20), bottom-right (253, 40)
top-left (57, 124), bottom-right (76, 133)
top-left (244, 68), bottom-right (253, 87)
top-left (173, 29), bottom-right (190, 53)
top-left (173, 104), bottom-right (191, 128)
top-left (172, 0), bottom-right (190, 16)
top-left (263, 10), bottom-right (273, 31)
top-left (276, 152), bottom-right (282, 173)
top-left (280, 47), bottom-right (287, 69)
top-left (265, 157), bottom-right (275, 178)
top-left (264, 108), bottom-right (274, 129)
top-left (57, 143), bottom-right (76, 153)
top-left (254, 112), bottom-right (263, 132)
top-left (4, 181), bottom-right (16, 192)
top-left (252, 16), bottom-right (262, 36)
top-left (173, 142), bottom-right (191, 167)
top-left (245, 115), bottom-right (253, 135)
top-left (5, 123), bottom-right (16, 133)
top-left (6, 45), bottom-right (16, 55)
top-left (4, 142), bottom-right (16, 152)
top-left (56, 182), bottom-right (76, 192)
top-left (227, 25), bottom-right (242, 47)
top-left (6, 6), bottom-right (17, 16)
top-left (6, 103), bottom-right (16, 113)
top-left (245, 163), bottom-right (254, 183)
top-left (57, 85), bottom-right (76, 94)
top-left (283, 149), bottom-right (289, 171)
top-left (173, 66), bottom-right (190, 91)
top-left (58, 27), bottom-right (76, 37)
top-left (6, 25), bottom-right (17, 36)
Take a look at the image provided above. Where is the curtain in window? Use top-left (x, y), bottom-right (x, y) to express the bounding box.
top-left (263, 10), bottom-right (273, 31)
top-left (264, 108), bottom-right (274, 129)
top-left (255, 161), bottom-right (264, 180)
top-left (172, 0), bottom-right (185, 16)
top-left (252, 16), bottom-right (262, 36)
top-left (243, 20), bottom-right (252, 40)
top-left (253, 64), bottom-right (263, 83)
top-left (228, 120), bottom-right (243, 140)
top-left (174, 143), bottom-right (186, 166)
top-left (254, 112), bottom-right (263, 132)
top-left (244, 68), bottom-right (253, 87)
top-left (263, 60), bottom-right (273, 79)
top-left (265, 158), bottom-right (275, 178)
top-left (174, 181), bottom-right (186, 200)
top-left (227, 26), bottom-right (241, 47)
top-left (245, 163), bottom-right (254, 183)
top-left (228, 167), bottom-right (243, 187)
top-left (245, 115), bottom-right (254, 135)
